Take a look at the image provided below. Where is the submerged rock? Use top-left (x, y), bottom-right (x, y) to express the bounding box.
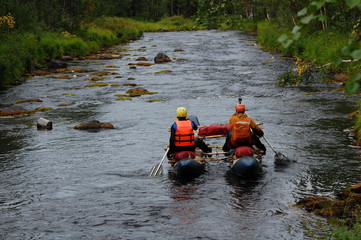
top-left (74, 120), bottom-right (115, 130)
top-left (126, 88), bottom-right (157, 95)
top-left (0, 105), bottom-right (32, 116)
top-left (15, 99), bottom-right (43, 104)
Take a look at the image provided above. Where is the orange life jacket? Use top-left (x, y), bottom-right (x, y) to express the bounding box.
top-left (230, 116), bottom-right (252, 145)
top-left (174, 120), bottom-right (195, 147)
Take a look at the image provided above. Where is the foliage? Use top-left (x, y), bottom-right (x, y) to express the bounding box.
top-left (277, 70), bottom-right (301, 86)
top-left (277, 0), bottom-right (361, 95)
top-left (86, 17), bottom-right (142, 41)
top-left (0, 13), bottom-right (15, 29)
top-left (301, 30), bottom-right (349, 64)
top-left (157, 16), bottom-right (197, 30)
top-left (82, 28), bottom-right (118, 46)
top-left (256, 21), bottom-right (290, 51)
top-left (329, 216), bottom-right (361, 239)
top-left (0, 16), bottom-right (200, 85)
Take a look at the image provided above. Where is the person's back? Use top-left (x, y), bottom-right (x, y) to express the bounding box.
top-left (223, 104), bottom-right (266, 153)
top-left (168, 107), bottom-right (197, 159)
top-left (173, 119), bottom-right (196, 147)
top-left (229, 112), bottom-right (254, 147)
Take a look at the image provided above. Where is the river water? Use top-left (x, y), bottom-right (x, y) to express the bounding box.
top-left (1, 30), bottom-right (360, 239)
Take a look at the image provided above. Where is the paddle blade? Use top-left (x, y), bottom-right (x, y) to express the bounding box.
top-left (274, 152), bottom-right (295, 166)
top-left (149, 164), bottom-right (163, 177)
top-left (188, 115), bottom-right (200, 126)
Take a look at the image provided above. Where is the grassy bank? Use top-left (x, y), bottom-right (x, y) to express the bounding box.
top-left (0, 16), bottom-right (197, 86)
top-left (256, 20), bottom-right (361, 75)
top-left (255, 20), bottom-right (361, 239)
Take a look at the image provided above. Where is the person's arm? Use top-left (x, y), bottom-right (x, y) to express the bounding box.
top-left (250, 119), bottom-right (264, 137)
top-left (229, 115), bottom-right (237, 128)
top-left (191, 121), bottom-right (198, 131)
top-left (169, 124), bottom-right (176, 146)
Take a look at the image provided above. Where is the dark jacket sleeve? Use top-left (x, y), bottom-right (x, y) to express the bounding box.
top-left (169, 123), bottom-right (176, 147)
top-left (191, 121), bottom-right (198, 131)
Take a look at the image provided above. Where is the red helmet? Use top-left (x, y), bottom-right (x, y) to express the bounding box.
top-left (235, 104), bottom-right (245, 113)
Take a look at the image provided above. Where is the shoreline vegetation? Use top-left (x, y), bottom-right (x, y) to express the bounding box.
top-left (0, 16), bottom-right (199, 86)
top-left (1, 9), bottom-right (361, 239)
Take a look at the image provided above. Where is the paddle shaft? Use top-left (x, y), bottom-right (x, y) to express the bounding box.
top-left (262, 136), bottom-right (277, 154)
top-left (150, 148), bottom-right (169, 176)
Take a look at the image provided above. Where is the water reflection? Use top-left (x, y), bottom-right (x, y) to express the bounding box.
top-left (225, 172), bottom-right (262, 208)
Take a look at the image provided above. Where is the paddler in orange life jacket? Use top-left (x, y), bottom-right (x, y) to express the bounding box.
top-left (223, 104), bottom-right (266, 154)
top-left (168, 107), bottom-right (211, 159)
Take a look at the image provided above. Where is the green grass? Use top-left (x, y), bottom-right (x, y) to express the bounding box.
top-left (329, 219), bottom-right (361, 239)
top-left (0, 16), bottom-right (201, 86)
top-left (301, 31), bottom-right (348, 64)
top-left (256, 21), bottom-right (290, 51)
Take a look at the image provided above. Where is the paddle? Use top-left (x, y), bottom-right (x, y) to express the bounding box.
top-left (149, 148), bottom-right (169, 177)
top-left (262, 136), bottom-right (291, 162)
top-left (188, 114), bottom-right (200, 126)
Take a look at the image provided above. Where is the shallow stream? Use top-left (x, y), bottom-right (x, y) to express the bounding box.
top-left (1, 30), bottom-right (360, 239)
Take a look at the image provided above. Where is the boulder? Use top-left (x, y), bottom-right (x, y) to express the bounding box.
top-left (74, 120), bottom-right (115, 130)
top-left (154, 52), bottom-right (172, 63)
top-left (48, 59), bottom-right (68, 69)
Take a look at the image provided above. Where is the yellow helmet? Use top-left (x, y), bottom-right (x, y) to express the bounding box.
top-left (176, 107), bottom-right (187, 118)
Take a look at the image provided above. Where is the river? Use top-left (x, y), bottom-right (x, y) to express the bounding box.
top-left (1, 30), bottom-right (360, 239)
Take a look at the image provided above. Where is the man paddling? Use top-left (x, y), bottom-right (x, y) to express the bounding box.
top-left (223, 104), bottom-right (266, 154)
top-left (168, 107), bottom-right (211, 159)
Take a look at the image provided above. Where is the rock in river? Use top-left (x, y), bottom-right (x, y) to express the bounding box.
top-left (154, 52), bottom-right (172, 63)
top-left (74, 120), bottom-right (115, 130)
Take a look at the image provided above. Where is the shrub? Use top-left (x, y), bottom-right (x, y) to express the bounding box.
top-left (257, 21), bottom-right (287, 51)
top-left (39, 34), bottom-right (64, 60)
top-left (88, 17), bottom-right (142, 41)
top-left (301, 31), bottom-right (348, 64)
top-left (0, 43), bottom-right (27, 84)
top-left (62, 38), bottom-right (89, 56)
top-left (82, 27), bottom-right (118, 46)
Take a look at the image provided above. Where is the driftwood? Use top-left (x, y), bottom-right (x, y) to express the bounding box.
top-left (37, 117), bottom-right (53, 130)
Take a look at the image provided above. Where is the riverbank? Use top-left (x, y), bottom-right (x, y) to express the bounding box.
top-left (255, 20), bottom-right (361, 145)
top-left (253, 20), bottom-right (361, 239)
top-left (0, 16), bottom-right (198, 87)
